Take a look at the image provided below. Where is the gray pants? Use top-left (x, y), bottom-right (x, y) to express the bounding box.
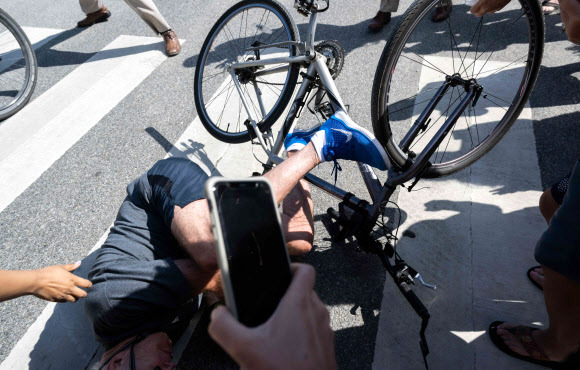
top-left (79, 0), bottom-right (171, 34)
top-left (379, 0), bottom-right (451, 13)
top-left (379, 0), bottom-right (400, 12)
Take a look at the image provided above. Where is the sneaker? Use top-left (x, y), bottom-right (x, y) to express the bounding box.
top-left (284, 125), bottom-right (320, 152)
top-left (310, 110), bottom-right (389, 171)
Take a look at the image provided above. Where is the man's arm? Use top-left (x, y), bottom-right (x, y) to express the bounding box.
top-left (0, 261), bottom-right (92, 303)
top-left (208, 263), bottom-right (337, 370)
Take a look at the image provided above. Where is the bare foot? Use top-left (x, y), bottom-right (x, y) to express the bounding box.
top-left (496, 322), bottom-right (577, 363)
top-left (496, 323), bottom-right (551, 360)
top-left (530, 267), bottom-right (545, 288)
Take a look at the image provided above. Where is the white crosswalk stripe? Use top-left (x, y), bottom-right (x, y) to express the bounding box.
top-left (0, 34), bottom-right (169, 214)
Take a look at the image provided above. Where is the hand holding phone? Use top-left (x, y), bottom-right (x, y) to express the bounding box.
top-left (208, 263), bottom-right (337, 370)
top-left (205, 177), bottom-right (292, 327)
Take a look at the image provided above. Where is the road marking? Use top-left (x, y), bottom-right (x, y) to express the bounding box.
top-left (0, 27), bottom-right (62, 73)
top-left (0, 35), bottom-right (168, 214)
top-left (450, 331), bottom-right (486, 344)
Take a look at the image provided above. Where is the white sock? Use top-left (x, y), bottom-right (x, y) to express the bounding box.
top-left (310, 130), bottom-right (327, 163)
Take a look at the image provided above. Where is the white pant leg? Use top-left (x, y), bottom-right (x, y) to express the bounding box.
top-left (123, 0), bottom-right (171, 34)
top-left (379, 0), bottom-right (400, 13)
top-left (79, 0), bottom-right (102, 14)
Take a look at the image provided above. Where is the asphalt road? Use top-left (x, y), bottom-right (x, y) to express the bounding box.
top-left (0, 0), bottom-right (578, 368)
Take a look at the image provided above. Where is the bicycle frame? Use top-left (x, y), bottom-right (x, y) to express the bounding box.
top-left (226, 7), bottom-right (480, 221)
top-left (224, 2), bottom-right (482, 363)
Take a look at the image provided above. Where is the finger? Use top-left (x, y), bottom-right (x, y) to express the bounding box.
top-left (208, 306), bottom-right (253, 358)
top-left (63, 294), bottom-right (78, 303)
top-left (74, 276), bottom-right (93, 288)
top-left (64, 261), bottom-right (82, 272)
top-left (70, 286), bottom-right (88, 299)
top-left (470, 2), bottom-right (481, 13)
top-left (311, 292), bottom-right (330, 326)
top-left (288, 263), bottom-right (316, 297)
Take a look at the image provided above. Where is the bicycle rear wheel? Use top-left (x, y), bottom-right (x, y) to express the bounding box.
top-left (372, 0), bottom-right (544, 178)
top-left (194, 0), bottom-right (300, 144)
top-left (0, 9), bottom-right (37, 121)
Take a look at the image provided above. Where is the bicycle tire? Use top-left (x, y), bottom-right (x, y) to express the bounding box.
top-left (194, 0), bottom-right (300, 144)
top-left (0, 9), bottom-right (37, 121)
top-left (371, 0), bottom-right (544, 178)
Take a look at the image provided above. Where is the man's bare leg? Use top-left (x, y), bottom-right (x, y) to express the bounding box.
top-left (282, 150), bottom-right (315, 255)
top-left (170, 143), bottom-right (321, 294)
top-left (282, 179), bottom-right (314, 255)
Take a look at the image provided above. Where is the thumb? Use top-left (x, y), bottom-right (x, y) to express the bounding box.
top-left (208, 306), bottom-right (254, 358)
top-left (64, 261), bottom-right (82, 272)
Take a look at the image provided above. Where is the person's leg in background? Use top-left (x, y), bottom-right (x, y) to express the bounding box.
top-left (123, 0), bottom-right (181, 56)
top-left (490, 161), bottom-right (580, 367)
top-left (77, 0), bottom-right (111, 28)
top-left (530, 172), bottom-right (571, 288)
top-left (368, 0), bottom-right (399, 32)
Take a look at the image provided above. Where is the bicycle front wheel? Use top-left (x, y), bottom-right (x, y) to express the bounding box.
top-left (372, 0), bottom-right (544, 178)
top-left (194, 0), bottom-right (300, 144)
top-left (0, 9), bottom-right (37, 121)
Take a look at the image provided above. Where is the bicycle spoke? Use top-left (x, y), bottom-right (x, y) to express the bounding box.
top-left (458, 17), bottom-right (484, 77)
top-left (482, 95), bottom-right (509, 111)
top-left (401, 53), bottom-right (448, 76)
top-left (243, 84), bottom-right (262, 121)
top-left (473, 10), bottom-right (527, 79)
top-left (257, 77), bottom-right (283, 95)
top-left (478, 55), bottom-right (526, 75)
top-left (205, 80), bottom-right (234, 108)
top-left (217, 84), bottom-right (236, 128)
top-left (446, 17), bottom-right (468, 76)
top-left (482, 90), bottom-right (513, 107)
top-left (203, 71), bottom-right (225, 82)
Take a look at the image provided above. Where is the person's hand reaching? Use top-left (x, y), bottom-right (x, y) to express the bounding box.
top-left (31, 261), bottom-right (93, 303)
top-left (208, 263), bottom-right (337, 370)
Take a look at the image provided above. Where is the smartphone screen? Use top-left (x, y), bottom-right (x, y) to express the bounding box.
top-left (214, 181), bottom-right (292, 327)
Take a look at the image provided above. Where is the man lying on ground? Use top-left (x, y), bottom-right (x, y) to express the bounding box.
top-left (0, 261), bottom-right (92, 303)
top-left (84, 111), bottom-right (389, 369)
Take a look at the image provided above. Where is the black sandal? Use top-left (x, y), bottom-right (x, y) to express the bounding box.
top-left (527, 265), bottom-right (544, 291)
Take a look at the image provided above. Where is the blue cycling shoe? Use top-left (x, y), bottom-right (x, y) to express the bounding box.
top-left (311, 110), bottom-right (389, 171)
top-left (284, 125), bottom-right (320, 152)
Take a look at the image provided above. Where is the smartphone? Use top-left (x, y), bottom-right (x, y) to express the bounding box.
top-left (205, 177), bottom-right (292, 327)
